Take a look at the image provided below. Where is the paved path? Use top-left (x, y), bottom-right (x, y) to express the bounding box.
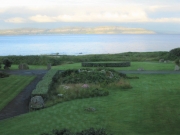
top-left (0, 69), bottom-right (48, 76)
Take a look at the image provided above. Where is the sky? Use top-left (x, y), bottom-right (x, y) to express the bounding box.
top-left (0, 0), bottom-right (180, 34)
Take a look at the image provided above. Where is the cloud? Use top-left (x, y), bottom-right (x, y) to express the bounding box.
top-left (150, 18), bottom-right (180, 22)
top-left (148, 5), bottom-right (169, 12)
top-left (29, 15), bottom-right (56, 22)
top-left (4, 17), bottom-right (25, 23)
top-left (0, 8), bottom-right (6, 14)
top-left (28, 9), bottom-right (149, 23)
top-left (1, 0), bottom-right (180, 24)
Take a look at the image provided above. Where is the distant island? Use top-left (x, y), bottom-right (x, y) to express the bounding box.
top-left (0, 26), bottom-right (155, 35)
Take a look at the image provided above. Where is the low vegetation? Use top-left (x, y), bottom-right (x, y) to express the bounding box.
top-left (32, 70), bottom-right (59, 99)
top-left (166, 47), bottom-right (180, 60)
top-left (42, 68), bottom-right (132, 107)
top-left (0, 74), bottom-right (180, 135)
top-left (82, 62), bottom-right (130, 67)
top-left (0, 48), bottom-right (180, 135)
top-left (0, 51), bottom-right (170, 67)
top-left (41, 128), bottom-right (111, 135)
top-left (52, 61), bottom-right (175, 71)
top-left (0, 72), bottom-right (9, 78)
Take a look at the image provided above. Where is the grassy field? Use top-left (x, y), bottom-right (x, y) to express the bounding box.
top-left (8, 61), bottom-right (175, 71)
top-left (52, 61), bottom-right (175, 71)
top-left (0, 74), bottom-right (180, 135)
top-left (0, 75), bottom-right (35, 111)
top-left (10, 65), bottom-right (47, 70)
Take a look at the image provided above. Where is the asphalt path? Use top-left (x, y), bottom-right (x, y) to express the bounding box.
top-left (0, 69), bottom-right (48, 75)
top-left (0, 70), bottom-right (47, 121)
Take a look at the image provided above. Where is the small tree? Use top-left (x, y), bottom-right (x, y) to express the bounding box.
top-left (3, 58), bottom-right (12, 69)
top-left (168, 48), bottom-right (180, 60)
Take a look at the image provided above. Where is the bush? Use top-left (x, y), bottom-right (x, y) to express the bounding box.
top-left (175, 59), bottom-right (180, 65)
top-left (3, 58), bottom-right (12, 69)
top-left (32, 70), bottom-right (59, 99)
top-left (0, 72), bottom-right (9, 78)
top-left (82, 62), bottom-right (131, 67)
top-left (40, 128), bottom-right (112, 135)
top-left (90, 88), bottom-right (109, 97)
top-left (168, 48), bottom-right (180, 60)
top-left (59, 69), bottom-right (125, 84)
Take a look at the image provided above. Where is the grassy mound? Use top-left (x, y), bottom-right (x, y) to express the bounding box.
top-left (45, 68), bottom-right (132, 107)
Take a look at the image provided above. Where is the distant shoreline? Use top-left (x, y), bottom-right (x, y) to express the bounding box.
top-left (0, 26), bottom-right (156, 35)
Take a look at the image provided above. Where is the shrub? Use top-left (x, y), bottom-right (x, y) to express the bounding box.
top-left (168, 48), bottom-right (180, 60)
top-left (90, 88), bottom-right (109, 97)
top-left (45, 69), bottom-right (131, 107)
top-left (3, 58), bottom-right (12, 69)
top-left (0, 72), bottom-right (9, 78)
top-left (175, 59), bottom-right (180, 65)
top-left (32, 70), bottom-right (59, 99)
top-left (82, 62), bottom-right (131, 67)
top-left (59, 69), bottom-right (125, 84)
top-left (40, 128), bottom-right (112, 135)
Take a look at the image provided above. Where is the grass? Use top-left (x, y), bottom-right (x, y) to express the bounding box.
top-left (0, 75), bottom-right (36, 111)
top-left (10, 65), bottom-right (47, 70)
top-left (8, 61), bottom-right (175, 71)
top-left (52, 61), bottom-right (175, 71)
top-left (0, 74), bottom-right (180, 135)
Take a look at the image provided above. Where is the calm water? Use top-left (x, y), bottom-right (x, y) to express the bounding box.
top-left (0, 34), bottom-right (179, 56)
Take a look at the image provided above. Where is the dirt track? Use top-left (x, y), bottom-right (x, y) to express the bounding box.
top-left (0, 69), bottom-right (179, 121)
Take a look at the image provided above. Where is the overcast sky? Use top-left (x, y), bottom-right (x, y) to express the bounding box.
top-left (0, 0), bottom-right (180, 33)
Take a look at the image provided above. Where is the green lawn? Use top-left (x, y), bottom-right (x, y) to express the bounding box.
top-left (52, 61), bottom-right (175, 71)
top-left (9, 61), bottom-right (175, 71)
top-left (0, 75), bottom-right (35, 111)
top-left (0, 74), bottom-right (180, 135)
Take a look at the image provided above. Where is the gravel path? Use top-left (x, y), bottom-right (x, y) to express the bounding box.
top-left (0, 70), bottom-right (47, 121)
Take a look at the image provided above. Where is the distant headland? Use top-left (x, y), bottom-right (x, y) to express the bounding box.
top-left (0, 26), bottom-right (155, 35)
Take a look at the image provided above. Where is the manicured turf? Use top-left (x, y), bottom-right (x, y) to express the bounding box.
top-left (0, 74), bottom-right (180, 135)
top-left (0, 75), bottom-right (35, 111)
top-left (52, 61), bottom-right (175, 71)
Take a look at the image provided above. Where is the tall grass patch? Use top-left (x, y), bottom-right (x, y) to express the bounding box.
top-left (45, 68), bottom-right (132, 107)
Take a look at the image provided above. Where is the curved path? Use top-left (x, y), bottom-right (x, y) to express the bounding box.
top-left (0, 69), bottom-right (179, 121)
top-left (0, 70), bottom-right (47, 121)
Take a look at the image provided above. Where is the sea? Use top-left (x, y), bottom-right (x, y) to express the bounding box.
top-left (0, 34), bottom-right (179, 56)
